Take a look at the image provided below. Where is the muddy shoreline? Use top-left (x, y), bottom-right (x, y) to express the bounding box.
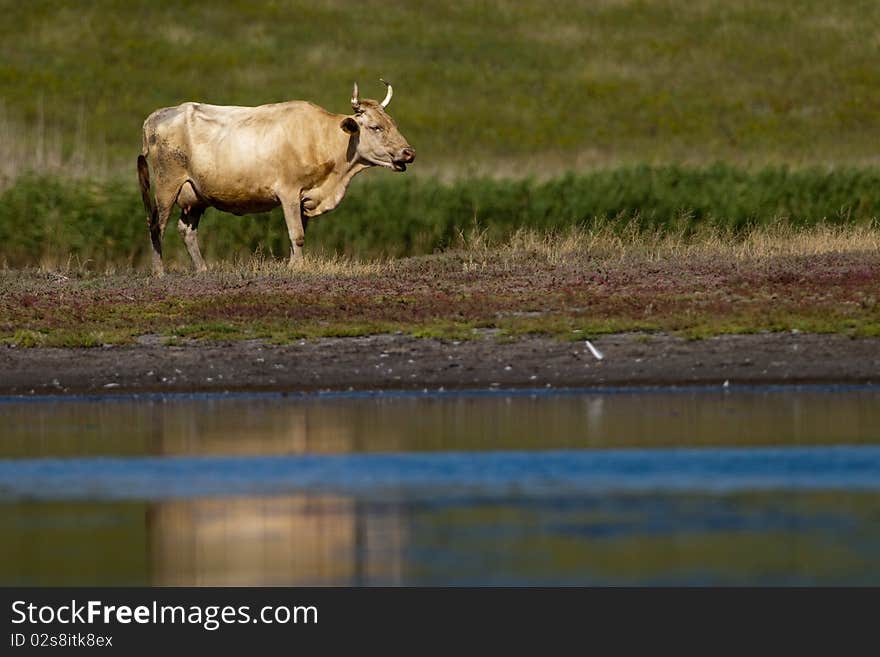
top-left (1, 332), bottom-right (878, 397)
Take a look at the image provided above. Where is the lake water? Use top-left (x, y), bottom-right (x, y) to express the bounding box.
top-left (1, 386), bottom-right (879, 585)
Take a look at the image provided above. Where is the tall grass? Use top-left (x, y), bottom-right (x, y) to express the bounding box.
top-left (458, 223), bottom-right (880, 265)
top-left (1, 165), bottom-right (879, 270)
top-left (0, 104), bottom-right (109, 190)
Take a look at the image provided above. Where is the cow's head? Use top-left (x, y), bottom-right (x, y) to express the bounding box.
top-left (341, 80), bottom-right (415, 172)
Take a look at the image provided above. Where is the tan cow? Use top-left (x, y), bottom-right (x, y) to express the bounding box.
top-left (137, 80), bottom-right (415, 276)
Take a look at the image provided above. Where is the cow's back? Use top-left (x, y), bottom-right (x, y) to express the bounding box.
top-left (143, 100), bottom-right (336, 212)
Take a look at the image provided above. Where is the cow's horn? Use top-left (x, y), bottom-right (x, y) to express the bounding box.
top-left (379, 78), bottom-right (393, 108)
top-left (351, 82), bottom-right (360, 110)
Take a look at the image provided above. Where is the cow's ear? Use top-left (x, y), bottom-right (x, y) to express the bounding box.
top-left (340, 117), bottom-right (359, 134)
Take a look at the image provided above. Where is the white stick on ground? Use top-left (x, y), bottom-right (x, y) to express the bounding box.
top-left (585, 340), bottom-right (604, 360)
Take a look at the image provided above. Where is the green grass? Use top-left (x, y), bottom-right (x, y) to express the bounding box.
top-left (2, 165), bottom-right (879, 269)
top-left (3, 0), bottom-right (880, 179)
top-left (6, 3), bottom-right (880, 270)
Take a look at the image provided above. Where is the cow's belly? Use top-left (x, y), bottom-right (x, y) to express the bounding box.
top-left (210, 197), bottom-right (281, 216)
top-left (187, 174), bottom-right (280, 216)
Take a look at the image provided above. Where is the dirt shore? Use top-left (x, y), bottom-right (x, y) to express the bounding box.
top-left (1, 332), bottom-right (878, 397)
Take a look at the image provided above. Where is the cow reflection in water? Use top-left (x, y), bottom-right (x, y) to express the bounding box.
top-left (145, 406), bottom-right (405, 585)
top-left (147, 495), bottom-right (405, 586)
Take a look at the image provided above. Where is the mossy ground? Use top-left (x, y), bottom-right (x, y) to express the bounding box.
top-left (3, 227), bottom-right (878, 348)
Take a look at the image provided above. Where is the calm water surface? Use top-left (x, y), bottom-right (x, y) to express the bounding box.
top-left (1, 387), bottom-right (879, 585)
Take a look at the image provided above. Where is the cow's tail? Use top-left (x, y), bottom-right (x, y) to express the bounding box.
top-left (137, 153), bottom-right (158, 230)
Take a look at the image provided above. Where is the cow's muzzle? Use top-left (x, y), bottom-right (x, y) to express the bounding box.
top-left (393, 147), bottom-right (415, 172)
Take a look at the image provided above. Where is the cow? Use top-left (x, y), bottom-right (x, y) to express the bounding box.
top-left (137, 80), bottom-right (415, 276)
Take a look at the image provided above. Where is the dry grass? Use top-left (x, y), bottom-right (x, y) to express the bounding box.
top-left (0, 103), bottom-right (109, 190)
top-left (209, 251), bottom-right (388, 280)
top-left (454, 222), bottom-right (880, 266)
top-left (26, 246), bottom-right (388, 279)
top-left (724, 223), bottom-right (880, 258)
top-left (25, 222), bottom-right (880, 278)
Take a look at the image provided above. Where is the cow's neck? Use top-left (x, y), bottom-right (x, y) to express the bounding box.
top-left (300, 151), bottom-right (370, 217)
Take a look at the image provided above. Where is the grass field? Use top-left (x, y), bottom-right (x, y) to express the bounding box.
top-left (3, 225), bottom-right (878, 347)
top-left (2, 165), bottom-right (880, 269)
top-left (3, 0), bottom-right (880, 180)
top-left (2, 2), bottom-right (879, 344)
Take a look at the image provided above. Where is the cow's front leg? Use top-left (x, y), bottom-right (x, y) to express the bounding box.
top-left (280, 195), bottom-right (306, 266)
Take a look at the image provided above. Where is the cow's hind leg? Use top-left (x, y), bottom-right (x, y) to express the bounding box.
top-left (150, 200), bottom-right (174, 277)
top-left (147, 172), bottom-right (186, 277)
top-left (177, 208), bottom-right (207, 272)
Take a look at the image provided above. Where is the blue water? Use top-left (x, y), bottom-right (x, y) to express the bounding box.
top-left (2, 446), bottom-right (880, 501)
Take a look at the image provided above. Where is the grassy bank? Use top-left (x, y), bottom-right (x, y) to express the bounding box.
top-left (2, 165), bottom-right (880, 269)
top-left (3, 0), bottom-right (880, 178)
top-left (2, 225), bottom-right (878, 347)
